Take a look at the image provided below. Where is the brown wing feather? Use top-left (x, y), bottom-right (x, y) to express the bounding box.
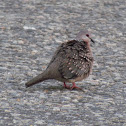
top-left (58, 40), bottom-right (93, 79)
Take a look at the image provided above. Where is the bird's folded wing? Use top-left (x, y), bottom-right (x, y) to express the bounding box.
top-left (58, 56), bottom-right (91, 79)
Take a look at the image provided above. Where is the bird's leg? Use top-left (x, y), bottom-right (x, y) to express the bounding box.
top-left (70, 82), bottom-right (82, 90)
top-left (64, 82), bottom-right (83, 91)
top-left (63, 82), bottom-right (71, 89)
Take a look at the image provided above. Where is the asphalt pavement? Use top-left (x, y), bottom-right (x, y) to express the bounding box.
top-left (0, 0), bottom-right (126, 125)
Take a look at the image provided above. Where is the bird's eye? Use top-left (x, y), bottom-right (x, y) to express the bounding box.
top-left (86, 34), bottom-right (89, 37)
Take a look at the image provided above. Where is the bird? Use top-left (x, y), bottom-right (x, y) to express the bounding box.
top-left (25, 30), bottom-right (95, 90)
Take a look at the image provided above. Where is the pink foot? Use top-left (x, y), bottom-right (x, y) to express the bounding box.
top-left (70, 82), bottom-right (82, 90)
top-left (63, 82), bottom-right (82, 91)
top-left (64, 82), bottom-right (71, 89)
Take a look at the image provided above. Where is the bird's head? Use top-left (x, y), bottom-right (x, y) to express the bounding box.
top-left (76, 30), bottom-right (95, 43)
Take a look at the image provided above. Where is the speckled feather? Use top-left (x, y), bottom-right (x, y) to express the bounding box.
top-left (48, 40), bottom-right (93, 80)
top-left (25, 31), bottom-right (94, 88)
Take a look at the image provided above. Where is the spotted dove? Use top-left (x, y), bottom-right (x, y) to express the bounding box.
top-left (25, 30), bottom-right (95, 90)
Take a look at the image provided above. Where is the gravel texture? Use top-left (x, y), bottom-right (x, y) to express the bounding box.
top-left (0, 0), bottom-right (126, 126)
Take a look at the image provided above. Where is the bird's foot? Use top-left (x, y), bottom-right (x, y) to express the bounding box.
top-left (64, 82), bottom-right (71, 89)
top-left (64, 82), bottom-right (83, 91)
top-left (70, 85), bottom-right (81, 90)
top-left (70, 82), bottom-right (82, 90)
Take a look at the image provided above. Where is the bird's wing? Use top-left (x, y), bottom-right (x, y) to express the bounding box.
top-left (58, 40), bottom-right (93, 79)
top-left (59, 55), bottom-right (92, 79)
top-left (47, 40), bottom-right (80, 67)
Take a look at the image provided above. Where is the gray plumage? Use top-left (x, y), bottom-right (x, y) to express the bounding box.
top-left (25, 30), bottom-right (94, 89)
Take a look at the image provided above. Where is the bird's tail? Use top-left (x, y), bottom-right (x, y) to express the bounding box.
top-left (25, 71), bottom-right (49, 88)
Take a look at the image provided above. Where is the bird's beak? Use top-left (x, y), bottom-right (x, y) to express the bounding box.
top-left (89, 37), bottom-right (95, 43)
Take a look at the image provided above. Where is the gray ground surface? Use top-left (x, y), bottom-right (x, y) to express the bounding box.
top-left (0, 0), bottom-right (126, 125)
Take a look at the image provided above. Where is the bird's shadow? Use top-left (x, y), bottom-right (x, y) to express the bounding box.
top-left (24, 85), bottom-right (85, 93)
top-left (43, 85), bottom-right (65, 91)
top-left (44, 85), bottom-right (85, 92)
